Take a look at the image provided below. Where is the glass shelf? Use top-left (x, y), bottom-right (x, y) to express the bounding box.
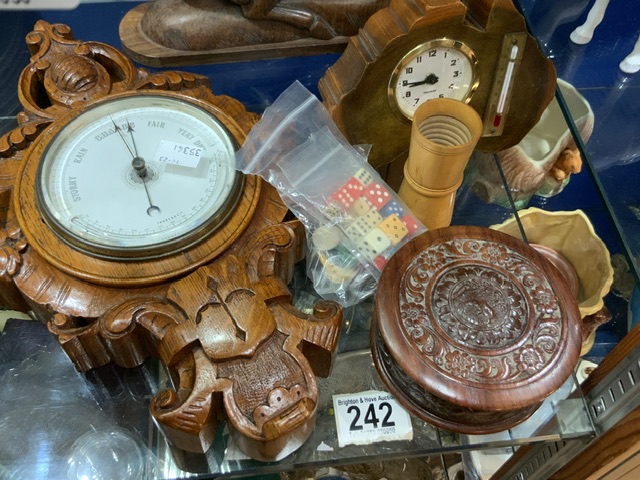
top-left (514, 0), bottom-right (640, 281)
top-left (0, 314), bottom-right (595, 479)
top-left (511, 0), bottom-right (639, 362)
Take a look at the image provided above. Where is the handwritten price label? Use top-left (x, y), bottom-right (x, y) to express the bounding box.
top-left (332, 390), bottom-right (413, 447)
top-left (0, 0), bottom-right (80, 9)
top-left (154, 140), bottom-right (203, 168)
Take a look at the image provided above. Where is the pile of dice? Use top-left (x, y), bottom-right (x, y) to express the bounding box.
top-left (321, 167), bottom-right (423, 272)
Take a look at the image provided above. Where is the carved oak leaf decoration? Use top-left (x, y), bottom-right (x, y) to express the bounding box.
top-left (0, 227), bottom-right (27, 281)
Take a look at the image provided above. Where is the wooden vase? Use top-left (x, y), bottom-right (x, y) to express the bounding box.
top-left (398, 99), bottom-right (482, 229)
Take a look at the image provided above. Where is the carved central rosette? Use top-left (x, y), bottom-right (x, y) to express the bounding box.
top-left (400, 238), bottom-right (562, 383)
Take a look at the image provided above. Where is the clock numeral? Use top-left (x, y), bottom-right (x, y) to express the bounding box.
top-left (453, 70), bottom-right (460, 77)
top-left (413, 98), bottom-right (420, 106)
top-left (402, 80), bottom-right (409, 86)
top-left (416, 55), bottom-right (423, 63)
top-left (405, 67), bottom-right (413, 74)
top-left (448, 83), bottom-right (455, 89)
top-left (439, 94), bottom-right (445, 98)
top-left (428, 50), bottom-right (436, 57)
top-left (405, 91), bottom-right (411, 98)
top-left (450, 59), bottom-right (458, 66)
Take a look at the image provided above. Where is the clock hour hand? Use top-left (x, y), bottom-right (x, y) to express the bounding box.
top-left (407, 73), bottom-right (440, 87)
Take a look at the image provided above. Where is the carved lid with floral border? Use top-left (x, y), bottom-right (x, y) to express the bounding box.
top-left (373, 225), bottom-right (582, 414)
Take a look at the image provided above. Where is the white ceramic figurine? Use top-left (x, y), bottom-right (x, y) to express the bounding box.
top-left (570, 0), bottom-right (640, 74)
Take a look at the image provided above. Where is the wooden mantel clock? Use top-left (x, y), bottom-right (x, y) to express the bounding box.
top-left (0, 21), bottom-right (342, 463)
top-left (318, 0), bottom-right (557, 174)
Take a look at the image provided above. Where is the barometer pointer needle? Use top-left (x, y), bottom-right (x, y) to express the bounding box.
top-left (112, 119), bottom-right (161, 216)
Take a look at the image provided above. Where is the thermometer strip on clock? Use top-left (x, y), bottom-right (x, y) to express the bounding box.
top-left (482, 32), bottom-right (528, 137)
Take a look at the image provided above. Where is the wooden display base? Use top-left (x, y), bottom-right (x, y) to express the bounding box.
top-left (119, 2), bottom-right (351, 67)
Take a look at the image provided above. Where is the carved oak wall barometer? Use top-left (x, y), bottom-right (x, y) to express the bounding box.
top-left (0, 21), bottom-right (342, 463)
top-left (34, 94), bottom-right (240, 260)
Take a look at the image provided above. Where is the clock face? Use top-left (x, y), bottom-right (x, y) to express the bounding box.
top-left (36, 94), bottom-right (241, 259)
top-left (389, 39), bottom-right (478, 120)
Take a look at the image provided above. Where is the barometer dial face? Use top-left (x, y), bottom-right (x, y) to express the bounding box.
top-left (389, 39), bottom-right (478, 120)
top-left (36, 94), bottom-right (241, 258)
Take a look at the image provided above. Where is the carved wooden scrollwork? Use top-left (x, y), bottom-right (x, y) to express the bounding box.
top-left (19, 21), bottom-right (138, 122)
top-left (150, 223), bottom-right (342, 460)
top-left (0, 226), bottom-right (29, 310)
top-left (48, 222), bottom-right (342, 460)
top-left (0, 226), bottom-right (26, 281)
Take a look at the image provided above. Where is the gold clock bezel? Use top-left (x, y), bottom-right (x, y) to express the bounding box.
top-left (388, 38), bottom-right (480, 122)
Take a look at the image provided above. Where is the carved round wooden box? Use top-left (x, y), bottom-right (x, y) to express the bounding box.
top-left (371, 226), bottom-right (582, 434)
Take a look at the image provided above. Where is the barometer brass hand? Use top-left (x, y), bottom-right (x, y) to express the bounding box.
top-left (112, 118), bottom-right (135, 159)
top-left (112, 119), bottom-right (161, 216)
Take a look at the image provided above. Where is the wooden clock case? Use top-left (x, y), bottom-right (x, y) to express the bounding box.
top-left (0, 21), bottom-right (343, 463)
top-left (319, 0), bottom-right (557, 184)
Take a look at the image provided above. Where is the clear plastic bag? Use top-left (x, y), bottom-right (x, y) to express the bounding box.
top-left (236, 81), bottom-right (426, 306)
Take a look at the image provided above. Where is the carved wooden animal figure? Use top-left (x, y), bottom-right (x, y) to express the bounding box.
top-left (229, 0), bottom-right (389, 38)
